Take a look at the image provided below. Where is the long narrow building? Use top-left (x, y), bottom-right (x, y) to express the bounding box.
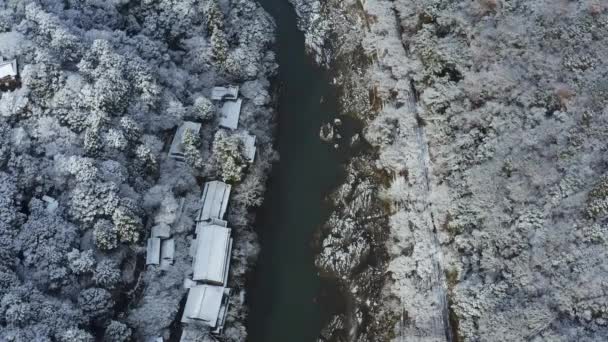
top-left (192, 223), bottom-right (232, 285)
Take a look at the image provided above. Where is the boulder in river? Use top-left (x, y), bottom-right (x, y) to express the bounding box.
top-left (319, 122), bottom-right (334, 142)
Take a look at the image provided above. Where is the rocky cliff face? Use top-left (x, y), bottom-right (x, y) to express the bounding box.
top-left (295, 0), bottom-right (608, 341)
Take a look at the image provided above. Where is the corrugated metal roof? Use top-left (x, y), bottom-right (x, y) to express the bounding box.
top-left (198, 181), bottom-right (231, 222)
top-left (219, 99), bottom-right (242, 130)
top-left (192, 224), bottom-right (232, 285)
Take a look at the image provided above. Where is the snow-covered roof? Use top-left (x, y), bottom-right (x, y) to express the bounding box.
top-left (211, 86), bottom-right (239, 101)
top-left (169, 121), bottom-right (202, 161)
top-left (192, 223), bottom-right (232, 285)
top-left (197, 181), bottom-right (231, 222)
top-left (160, 238), bottom-right (175, 268)
top-left (151, 223), bottom-right (171, 239)
top-left (196, 219), bottom-right (227, 234)
top-left (238, 131), bottom-right (256, 162)
top-left (42, 195), bottom-right (58, 213)
top-left (146, 238), bottom-right (161, 265)
top-left (181, 285), bottom-right (231, 332)
top-left (218, 99), bottom-right (242, 130)
top-left (0, 59), bottom-right (17, 79)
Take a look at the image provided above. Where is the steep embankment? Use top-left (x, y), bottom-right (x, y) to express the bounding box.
top-left (292, 0), bottom-right (608, 341)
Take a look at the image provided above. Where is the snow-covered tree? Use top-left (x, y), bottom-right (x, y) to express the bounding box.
top-left (103, 320), bottom-right (132, 342)
top-left (67, 249), bottom-right (95, 275)
top-left (78, 287), bottom-right (114, 321)
top-left (112, 206), bottom-right (143, 244)
top-left (93, 219), bottom-right (119, 251)
top-left (212, 130), bottom-right (247, 183)
top-left (93, 260), bottom-right (121, 289)
top-left (191, 96), bottom-right (215, 121)
top-left (183, 127), bottom-right (204, 169)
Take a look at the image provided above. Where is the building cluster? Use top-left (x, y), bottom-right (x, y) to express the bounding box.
top-left (168, 85), bottom-right (257, 163)
top-left (181, 181), bottom-right (233, 337)
top-left (148, 85), bottom-right (259, 340)
top-left (145, 223), bottom-right (175, 269)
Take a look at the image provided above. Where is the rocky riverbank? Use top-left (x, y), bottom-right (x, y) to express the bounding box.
top-left (293, 0), bottom-right (608, 341)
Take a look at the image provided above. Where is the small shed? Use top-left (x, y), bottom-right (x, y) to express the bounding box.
top-left (146, 238), bottom-right (161, 265)
top-left (169, 121), bottom-right (202, 162)
top-left (151, 223), bottom-right (171, 239)
top-left (0, 59), bottom-right (19, 91)
top-left (197, 181), bottom-right (231, 222)
top-left (219, 99), bottom-right (242, 130)
top-left (211, 86), bottom-right (239, 101)
top-left (160, 238), bottom-right (175, 266)
top-left (238, 131), bottom-right (256, 162)
top-left (181, 285), bottom-right (231, 333)
top-left (192, 224), bottom-right (232, 285)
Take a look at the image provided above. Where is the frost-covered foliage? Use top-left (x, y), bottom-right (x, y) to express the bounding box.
top-left (78, 287), bottom-right (114, 321)
top-left (212, 129), bottom-right (247, 183)
top-left (192, 96), bottom-right (215, 121)
top-left (67, 248), bottom-right (95, 275)
top-left (103, 320), bottom-right (132, 342)
top-left (93, 219), bottom-right (118, 251)
top-left (182, 127), bottom-right (204, 169)
top-left (94, 260), bottom-right (121, 289)
top-left (0, 0), bottom-right (276, 339)
top-left (292, 0), bottom-right (608, 340)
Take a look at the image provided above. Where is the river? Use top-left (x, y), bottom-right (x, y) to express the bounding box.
top-left (245, 0), bottom-right (351, 341)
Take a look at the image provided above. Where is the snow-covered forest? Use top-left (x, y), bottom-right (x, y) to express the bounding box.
top-left (288, 0), bottom-right (608, 341)
top-left (0, 0), bottom-right (277, 340)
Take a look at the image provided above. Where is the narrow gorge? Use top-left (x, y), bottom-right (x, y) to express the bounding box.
top-left (1, 0), bottom-right (608, 341)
